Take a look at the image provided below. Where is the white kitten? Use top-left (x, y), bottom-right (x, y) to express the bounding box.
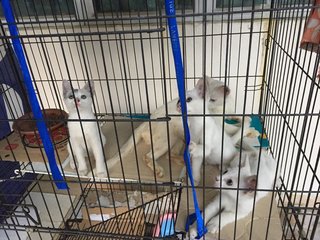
top-left (105, 77), bottom-right (234, 177)
top-left (189, 150), bottom-right (276, 238)
top-left (178, 79), bottom-right (237, 185)
top-left (63, 80), bottom-right (107, 178)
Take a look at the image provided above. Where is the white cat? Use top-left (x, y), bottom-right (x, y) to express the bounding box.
top-left (179, 80), bottom-right (237, 185)
top-left (189, 149), bottom-right (276, 238)
top-left (105, 76), bottom-right (257, 177)
top-left (107, 77), bottom-right (229, 177)
top-left (63, 80), bottom-right (107, 178)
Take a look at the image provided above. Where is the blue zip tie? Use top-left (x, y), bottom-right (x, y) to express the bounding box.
top-left (2, 0), bottom-right (68, 190)
top-left (165, 0), bottom-right (207, 238)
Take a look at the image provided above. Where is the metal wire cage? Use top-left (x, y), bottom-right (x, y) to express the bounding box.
top-left (0, 0), bottom-right (319, 239)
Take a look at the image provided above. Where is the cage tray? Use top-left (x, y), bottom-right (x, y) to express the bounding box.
top-left (1, 115), bottom-right (269, 183)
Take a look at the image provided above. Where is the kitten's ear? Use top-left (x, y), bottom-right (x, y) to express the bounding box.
top-left (195, 78), bottom-right (205, 98)
top-left (84, 80), bottom-right (95, 95)
top-left (245, 175), bottom-right (257, 193)
top-left (62, 79), bottom-right (72, 98)
top-left (216, 85), bottom-right (231, 97)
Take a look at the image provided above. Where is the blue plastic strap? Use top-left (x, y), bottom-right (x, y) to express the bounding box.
top-left (165, 0), bottom-right (207, 238)
top-left (2, 0), bottom-right (68, 190)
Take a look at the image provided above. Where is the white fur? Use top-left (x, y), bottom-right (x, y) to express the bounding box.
top-left (63, 80), bottom-right (107, 178)
top-left (105, 97), bottom-right (184, 177)
top-left (182, 84), bottom-right (237, 185)
top-left (204, 78), bottom-right (259, 145)
top-left (105, 77), bottom-right (254, 177)
top-left (105, 77), bottom-right (233, 177)
top-left (189, 150), bottom-right (276, 238)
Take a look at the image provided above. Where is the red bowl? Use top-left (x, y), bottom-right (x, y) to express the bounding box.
top-left (13, 109), bottom-right (69, 148)
top-left (13, 109), bottom-right (68, 134)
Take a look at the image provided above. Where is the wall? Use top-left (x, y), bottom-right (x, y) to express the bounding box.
top-left (14, 19), bottom-right (268, 115)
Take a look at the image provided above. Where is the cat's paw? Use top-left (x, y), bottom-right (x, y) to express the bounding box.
top-left (155, 165), bottom-right (164, 178)
top-left (245, 127), bottom-right (260, 138)
top-left (70, 161), bottom-right (75, 170)
top-left (97, 171), bottom-right (108, 178)
top-left (189, 141), bottom-right (197, 155)
top-left (206, 222), bottom-right (219, 234)
top-left (194, 178), bottom-right (200, 186)
top-left (78, 167), bottom-right (88, 176)
top-left (188, 227), bottom-right (199, 240)
top-left (66, 155), bottom-right (76, 169)
top-left (189, 175), bottom-right (200, 186)
top-left (144, 156), bottom-right (164, 178)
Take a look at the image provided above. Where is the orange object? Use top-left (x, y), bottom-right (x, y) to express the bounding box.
top-left (301, 1), bottom-right (320, 52)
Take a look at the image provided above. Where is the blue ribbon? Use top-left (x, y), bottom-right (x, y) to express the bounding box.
top-left (2, 0), bottom-right (68, 189)
top-left (165, 1), bottom-right (207, 238)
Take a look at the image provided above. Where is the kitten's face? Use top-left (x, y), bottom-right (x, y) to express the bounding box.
top-left (176, 78), bottom-right (208, 114)
top-left (176, 77), bottom-right (230, 114)
top-left (62, 80), bottom-right (94, 112)
top-left (215, 157), bottom-right (257, 194)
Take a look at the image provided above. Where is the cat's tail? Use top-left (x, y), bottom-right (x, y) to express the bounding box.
top-left (105, 122), bottom-right (148, 170)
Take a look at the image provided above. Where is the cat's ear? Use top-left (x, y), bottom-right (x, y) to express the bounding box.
top-left (62, 79), bottom-right (72, 98)
top-left (195, 78), bottom-right (205, 98)
top-left (244, 175), bottom-right (257, 193)
top-left (83, 80), bottom-right (95, 95)
top-left (216, 85), bottom-right (230, 97)
top-left (206, 78), bottom-right (231, 99)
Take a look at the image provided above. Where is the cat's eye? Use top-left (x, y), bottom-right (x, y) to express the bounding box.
top-left (223, 170), bottom-right (228, 174)
top-left (81, 95), bottom-right (87, 99)
top-left (226, 179), bottom-right (233, 186)
top-left (210, 98), bottom-right (216, 102)
top-left (186, 97), bottom-right (192, 102)
top-left (68, 95), bottom-right (74, 99)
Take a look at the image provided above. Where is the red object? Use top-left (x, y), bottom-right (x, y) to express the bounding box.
top-left (12, 109), bottom-right (68, 135)
top-left (5, 143), bottom-right (18, 150)
top-left (12, 109), bottom-right (69, 148)
top-left (301, 1), bottom-right (320, 52)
